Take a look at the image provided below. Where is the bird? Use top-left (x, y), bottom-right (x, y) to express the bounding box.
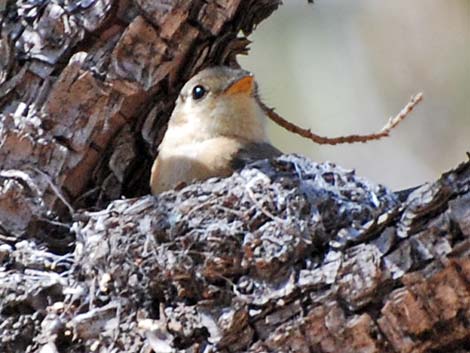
top-left (150, 66), bottom-right (281, 195)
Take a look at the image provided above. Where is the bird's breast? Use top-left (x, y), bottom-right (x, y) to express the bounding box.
top-left (150, 137), bottom-right (244, 194)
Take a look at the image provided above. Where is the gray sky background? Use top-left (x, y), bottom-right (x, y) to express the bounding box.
top-left (241, 0), bottom-right (470, 189)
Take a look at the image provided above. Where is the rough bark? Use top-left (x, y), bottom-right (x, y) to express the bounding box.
top-left (1, 1), bottom-right (470, 353)
top-left (2, 154), bottom-right (470, 353)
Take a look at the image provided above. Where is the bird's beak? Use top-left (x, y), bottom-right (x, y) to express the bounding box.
top-left (223, 75), bottom-right (254, 96)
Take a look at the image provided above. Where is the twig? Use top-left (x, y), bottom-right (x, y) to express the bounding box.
top-left (258, 92), bottom-right (423, 145)
top-left (31, 167), bottom-right (75, 215)
top-left (245, 181), bottom-right (285, 224)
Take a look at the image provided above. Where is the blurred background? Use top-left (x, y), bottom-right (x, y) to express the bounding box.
top-left (240, 0), bottom-right (470, 189)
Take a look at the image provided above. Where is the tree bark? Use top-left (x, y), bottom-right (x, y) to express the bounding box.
top-left (1, 1), bottom-right (470, 353)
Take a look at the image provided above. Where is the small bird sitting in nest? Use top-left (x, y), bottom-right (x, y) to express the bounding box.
top-left (150, 66), bottom-right (281, 195)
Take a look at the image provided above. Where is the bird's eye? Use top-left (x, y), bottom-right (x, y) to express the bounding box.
top-left (192, 85), bottom-right (206, 100)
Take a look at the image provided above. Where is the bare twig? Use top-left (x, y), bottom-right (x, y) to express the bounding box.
top-left (30, 167), bottom-right (75, 215)
top-left (245, 180), bottom-right (285, 224)
top-left (258, 92), bottom-right (423, 145)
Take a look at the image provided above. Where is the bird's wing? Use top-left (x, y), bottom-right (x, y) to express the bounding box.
top-left (394, 185), bottom-right (422, 202)
top-left (230, 142), bottom-right (282, 170)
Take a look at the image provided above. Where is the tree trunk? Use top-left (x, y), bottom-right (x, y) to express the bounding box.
top-left (1, 1), bottom-right (470, 353)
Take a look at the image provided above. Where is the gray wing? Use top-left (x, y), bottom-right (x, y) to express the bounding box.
top-left (230, 142), bottom-right (282, 170)
top-left (394, 185), bottom-right (422, 202)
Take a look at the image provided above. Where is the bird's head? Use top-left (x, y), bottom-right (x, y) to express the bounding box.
top-left (167, 66), bottom-right (268, 143)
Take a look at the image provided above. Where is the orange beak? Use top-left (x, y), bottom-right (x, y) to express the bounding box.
top-left (224, 75), bottom-right (254, 95)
